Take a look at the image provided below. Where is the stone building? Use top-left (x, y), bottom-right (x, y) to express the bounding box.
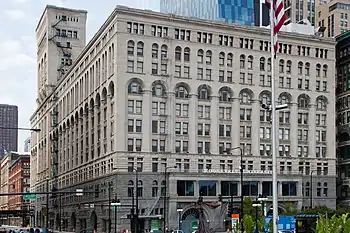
top-left (30, 5), bottom-right (336, 233)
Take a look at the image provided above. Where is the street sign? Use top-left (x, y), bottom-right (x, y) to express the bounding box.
top-left (76, 189), bottom-right (83, 196)
top-left (112, 206), bottom-right (121, 210)
top-left (23, 194), bottom-right (37, 200)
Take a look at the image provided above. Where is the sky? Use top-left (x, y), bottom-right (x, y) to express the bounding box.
top-left (0, 0), bottom-right (159, 151)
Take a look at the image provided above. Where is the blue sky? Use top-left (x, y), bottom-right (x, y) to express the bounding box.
top-left (0, 0), bottom-right (159, 151)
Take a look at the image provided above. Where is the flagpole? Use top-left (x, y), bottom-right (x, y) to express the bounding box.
top-left (269, 1), bottom-right (279, 233)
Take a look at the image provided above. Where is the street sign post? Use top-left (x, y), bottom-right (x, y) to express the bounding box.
top-left (76, 189), bottom-right (83, 196)
top-left (23, 194), bottom-right (37, 200)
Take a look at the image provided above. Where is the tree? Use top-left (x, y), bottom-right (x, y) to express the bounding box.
top-left (243, 215), bottom-right (254, 233)
top-left (283, 202), bottom-right (298, 216)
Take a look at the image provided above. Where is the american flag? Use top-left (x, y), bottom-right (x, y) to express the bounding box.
top-left (265, 0), bottom-right (287, 54)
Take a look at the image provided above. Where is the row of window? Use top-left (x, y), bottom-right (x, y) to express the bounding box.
top-left (127, 21), bottom-right (329, 59)
top-left (128, 80), bottom-right (329, 111)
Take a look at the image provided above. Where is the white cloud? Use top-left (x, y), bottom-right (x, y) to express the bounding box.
top-left (13, 0), bottom-right (30, 3)
top-left (0, 40), bottom-right (36, 71)
top-left (4, 9), bottom-right (26, 20)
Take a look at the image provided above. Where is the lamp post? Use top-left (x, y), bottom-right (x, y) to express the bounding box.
top-left (46, 179), bottom-right (49, 229)
top-left (111, 198), bottom-right (121, 233)
top-left (163, 165), bottom-right (176, 233)
top-left (176, 208), bottom-right (183, 230)
top-left (258, 195), bottom-right (268, 217)
top-left (310, 169), bottom-right (323, 209)
top-left (252, 198), bottom-right (262, 233)
top-left (225, 147), bottom-right (243, 233)
top-left (108, 182), bottom-right (112, 233)
top-left (113, 167), bottom-right (138, 233)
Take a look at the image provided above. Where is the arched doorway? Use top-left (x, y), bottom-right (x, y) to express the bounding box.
top-left (181, 208), bottom-right (207, 233)
top-left (71, 212), bottom-right (76, 231)
top-left (90, 211), bottom-right (97, 231)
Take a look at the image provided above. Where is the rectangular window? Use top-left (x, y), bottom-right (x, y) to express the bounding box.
top-left (177, 180), bottom-right (194, 196)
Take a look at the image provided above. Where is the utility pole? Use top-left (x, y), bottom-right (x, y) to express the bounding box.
top-left (109, 182), bottom-right (112, 233)
top-left (46, 179), bottom-right (49, 229)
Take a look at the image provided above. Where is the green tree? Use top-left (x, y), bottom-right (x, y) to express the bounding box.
top-left (243, 215), bottom-right (254, 233)
top-left (283, 202), bottom-right (298, 216)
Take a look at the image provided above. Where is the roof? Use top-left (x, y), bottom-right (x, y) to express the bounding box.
top-left (336, 30), bottom-right (350, 42)
top-left (35, 4), bottom-right (87, 31)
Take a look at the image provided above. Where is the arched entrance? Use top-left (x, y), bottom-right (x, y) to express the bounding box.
top-left (71, 212), bottom-right (76, 231)
top-left (181, 208), bottom-right (207, 233)
top-left (90, 211), bottom-right (97, 231)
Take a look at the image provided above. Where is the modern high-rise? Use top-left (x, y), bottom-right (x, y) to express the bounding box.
top-left (0, 104), bottom-right (18, 158)
top-left (160, 0), bottom-right (270, 26)
top-left (284, 0), bottom-right (323, 26)
top-left (335, 30), bottom-right (350, 207)
top-left (30, 4), bottom-right (336, 233)
top-left (317, 0), bottom-right (350, 38)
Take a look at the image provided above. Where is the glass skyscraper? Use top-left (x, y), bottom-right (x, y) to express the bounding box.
top-left (160, 0), bottom-right (260, 26)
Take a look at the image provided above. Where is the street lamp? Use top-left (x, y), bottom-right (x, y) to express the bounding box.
top-left (252, 201), bottom-right (261, 233)
top-left (163, 165), bottom-right (177, 233)
top-left (0, 127), bottom-right (41, 132)
top-left (176, 208), bottom-right (183, 230)
top-left (258, 195), bottom-right (268, 217)
top-left (225, 147), bottom-right (244, 233)
top-left (111, 198), bottom-right (121, 233)
top-left (310, 169), bottom-right (324, 209)
top-left (113, 167), bottom-right (139, 233)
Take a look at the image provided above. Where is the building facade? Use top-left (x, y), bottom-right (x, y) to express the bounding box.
top-left (0, 104), bottom-right (18, 158)
top-left (336, 31), bottom-right (350, 207)
top-left (317, 0), bottom-right (350, 38)
top-left (160, 0), bottom-right (269, 27)
top-left (30, 5), bottom-right (336, 233)
top-left (24, 138), bottom-right (31, 153)
top-left (8, 155), bottom-right (30, 226)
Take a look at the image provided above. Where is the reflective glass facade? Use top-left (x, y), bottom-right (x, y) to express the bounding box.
top-left (160, 0), bottom-right (255, 26)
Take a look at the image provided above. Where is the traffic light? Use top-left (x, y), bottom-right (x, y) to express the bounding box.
top-left (227, 196), bottom-right (234, 217)
top-left (218, 194), bottom-right (223, 202)
top-left (95, 186), bottom-right (99, 198)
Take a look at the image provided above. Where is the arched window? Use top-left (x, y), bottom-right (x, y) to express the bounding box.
top-left (198, 86), bottom-right (210, 100)
top-left (137, 180), bottom-right (143, 197)
top-left (136, 42), bottom-right (144, 56)
top-left (161, 181), bottom-right (166, 196)
top-left (260, 57), bottom-right (265, 71)
top-left (127, 41), bottom-right (134, 56)
top-left (161, 45), bottom-right (168, 59)
top-left (323, 65), bottom-right (328, 77)
top-left (279, 59), bottom-right (285, 73)
top-left (260, 92), bottom-right (271, 105)
top-left (316, 97), bottom-right (327, 110)
top-left (267, 58), bottom-right (271, 72)
top-left (305, 63), bottom-right (310, 76)
top-left (175, 85), bottom-right (189, 99)
top-left (297, 62), bottom-right (303, 75)
top-left (298, 95), bottom-right (310, 108)
top-left (316, 64), bottom-right (321, 77)
top-left (286, 60), bottom-right (292, 74)
top-left (240, 55), bottom-right (245, 69)
top-left (278, 94), bottom-right (290, 105)
top-left (152, 43), bottom-right (158, 58)
top-left (127, 180), bottom-right (134, 197)
top-left (152, 83), bottom-right (166, 97)
top-left (128, 81), bottom-right (142, 94)
top-left (219, 52), bottom-right (225, 66)
top-left (152, 181), bottom-right (158, 197)
top-left (175, 46), bottom-right (182, 61)
top-left (197, 49), bottom-right (204, 63)
top-left (206, 50), bottom-right (212, 64)
top-left (247, 56), bottom-right (253, 69)
top-left (219, 87), bottom-right (232, 102)
top-left (227, 53), bottom-right (233, 67)
top-left (184, 47), bottom-right (190, 62)
top-left (240, 91), bottom-right (252, 104)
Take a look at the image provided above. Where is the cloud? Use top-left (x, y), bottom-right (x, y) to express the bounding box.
top-left (13, 0), bottom-right (30, 3)
top-left (4, 9), bottom-right (26, 20)
top-left (0, 40), bottom-right (36, 71)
